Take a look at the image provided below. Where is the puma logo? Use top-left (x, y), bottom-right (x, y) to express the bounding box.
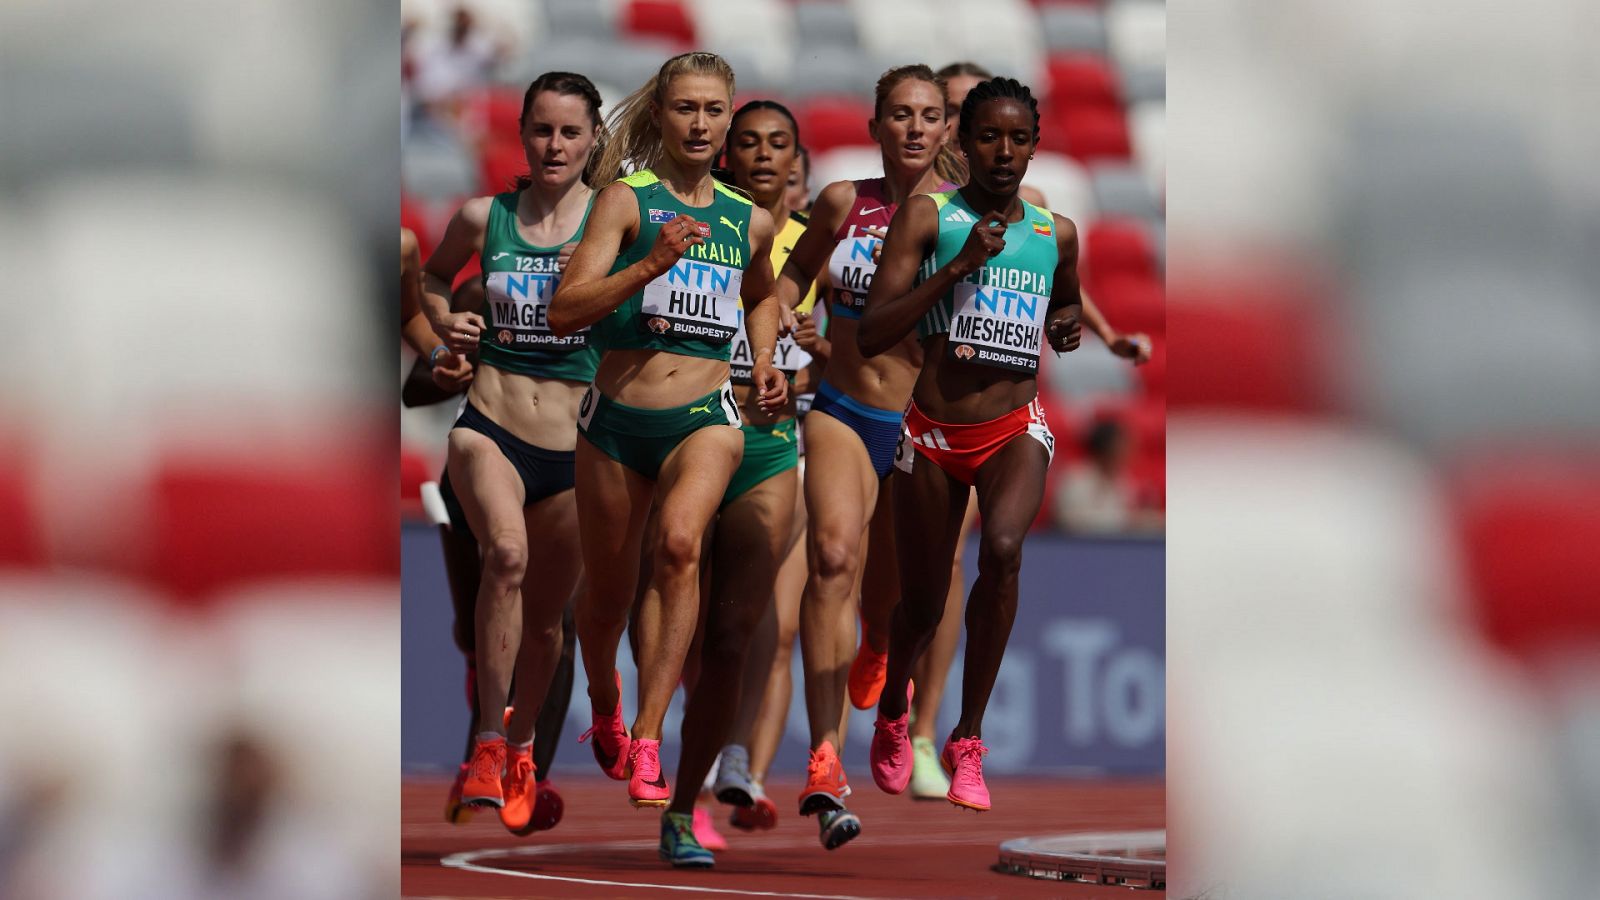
top-left (772, 426), bottom-right (792, 443)
top-left (689, 398), bottom-right (717, 415)
top-left (719, 215), bottom-right (743, 241)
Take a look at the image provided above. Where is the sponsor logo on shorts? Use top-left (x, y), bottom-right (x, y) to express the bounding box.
top-left (648, 316), bottom-right (671, 334)
top-left (648, 209), bottom-right (677, 224)
top-left (688, 397), bottom-right (717, 416)
top-left (954, 343), bottom-right (976, 360)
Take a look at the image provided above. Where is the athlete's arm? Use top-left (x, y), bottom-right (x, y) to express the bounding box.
top-left (742, 206), bottom-right (788, 413)
top-left (422, 197), bottom-right (492, 355)
top-left (1045, 214), bottom-right (1084, 353)
top-left (400, 229), bottom-right (441, 359)
top-left (775, 180), bottom-right (854, 309)
top-left (548, 181), bottom-right (704, 336)
top-left (1080, 291), bottom-right (1152, 364)
top-left (858, 196), bottom-right (999, 357)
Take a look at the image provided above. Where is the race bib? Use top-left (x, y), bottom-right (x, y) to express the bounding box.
top-left (826, 236), bottom-right (881, 316)
top-left (639, 258), bottom-right (742, 343)
top-left (729, 308), bottom-right (814, 385)
top-left (945, 282), bottom-right (1045, 373)
top-left (485, 269), bottom-right (587, 350)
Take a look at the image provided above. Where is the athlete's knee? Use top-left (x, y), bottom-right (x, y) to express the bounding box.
top-left (656, 524), bottom-right (702, 577)
top-left (811, 533), bottom-right (859, 582)
top-left (483, 534), bottom-right (528, 585)
top-left (977, 530), bottom-right (1024, 580)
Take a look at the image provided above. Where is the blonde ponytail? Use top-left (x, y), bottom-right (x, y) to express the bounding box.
top-left (591, 52), bottom-right (737, 187)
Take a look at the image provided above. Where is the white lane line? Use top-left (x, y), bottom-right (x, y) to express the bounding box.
top-left (441, 840), bottom-right (912, 900)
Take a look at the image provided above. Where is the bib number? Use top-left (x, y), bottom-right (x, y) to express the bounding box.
top-left (639, 260), bottom-right (742, 344)
top-left (486, 270), bottom-right (587, 350)
top-left (945, 282), bottom-right (1044, 373)
top-left (826, 236), bottom-right (881, 316)
top-left (729, 310), bottom-right (812, 385)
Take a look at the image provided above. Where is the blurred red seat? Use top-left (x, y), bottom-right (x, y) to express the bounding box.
top-left (1165, 284), bottom-right (1330, 413)
top-left (1056, 106), bottom-right (1132, 163)
top-left (1044, 54), bottom-right (1121, 113)
top-left (0, 446), bottom-right (44, 568)
top-left (622, 0), bottom-right (696, 47)
top-left (1085, 218), bottom-right (1156, 283)
top-left (1093, 272), bottom-right (1164, 336)
top-left (478, 137), bottom-right (528, 195)
top-left (797, 98), bottom-right (874, 154)
top-left (1453, 456), bottom-right (1600, 660)
top-left (402, 194), bottom-right (436, 262)
top-left (146, 445), bottom-right (397, 602)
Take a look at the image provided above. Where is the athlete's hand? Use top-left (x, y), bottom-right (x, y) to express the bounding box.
top-left (753, 359), bottom-right (788, 414)
top-left (1046, 308), bottom-right (1082, 354)
top-left (430, 349), bottom-right (475, 392)
top-left (777, 302), bottom-right (798, 338)
top-left (863, 226), bottom-right (887, 264)
top-left (645, 214), bottom-right (704, 275)
top-left (954, 216), bottom-right (1007, 277)
top-left (557, 241), bottom-right (579, 273)
top-left (433, 311), bottom-right (485, 355)
top-left (1110, 332), bottom-right (1152, 365)
top-left (793, 312), bottom-right (828, 355)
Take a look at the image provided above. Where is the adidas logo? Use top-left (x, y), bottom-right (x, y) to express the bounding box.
top-left (944, 207), bottom-right (977, 223)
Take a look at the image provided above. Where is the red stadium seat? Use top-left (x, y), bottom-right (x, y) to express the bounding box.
top-left (1092, 273), bottom-right (1164, 336)
top-left (1165, 283), bottom-right (1331, 413)
top-left (1452, 456), bottom-right (1600, 660)
top-left (797, 98), bottom-right (874, 154)
top-left (145, 445), bottom-right (398, 602)
top-left (0, 445), bottom-right (45, 568)
top-left (622, 0), bottom-right (696, 47)
top-left (1084, 218), bottom-right (1156, 284)
top-left (402, 194), bottom-right (434, 260)
top-left (478, 137), bottom-right (528, 195)
top-left (1044, 54), bottom-right (1121, 113)
top-left (1057, 106), bottom-right (1132, 163)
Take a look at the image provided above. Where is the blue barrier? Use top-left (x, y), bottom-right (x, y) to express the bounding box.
top-left (402, 523), bottom-right (1163, 777)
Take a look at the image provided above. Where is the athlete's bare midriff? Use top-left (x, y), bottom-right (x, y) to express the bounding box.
top-left (912, 335), bottom-right (1038, 424)
top-left (467, 363), bottom-right (588, 451)
top-left (822, 315), bottom-right (921, 412)
top-left (593, 347), bottom-right (730, 409)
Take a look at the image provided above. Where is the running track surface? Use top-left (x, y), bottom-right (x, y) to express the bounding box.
top-left (403, 774), bottom-right (1165, 899)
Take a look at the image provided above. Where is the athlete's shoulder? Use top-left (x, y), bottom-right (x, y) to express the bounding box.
top-left (619, 169), bottom-right (660, 189)
top-left (816, 179), bottom-right (860, 209)
top-left (712, 179), bottom-right (755, 207)
top-left (455, 194), bottom-right (498, 230)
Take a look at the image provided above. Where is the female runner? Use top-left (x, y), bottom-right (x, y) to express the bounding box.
top-left (420, 71), bottom-right (603, 833)
top-left (861, 77), bottom-right (1082, 812)
top-left (545, 52), bottom-right (787, 867)
top-left (848, 60), bottom-right (1154, 800)
top-left (768, 63), bottom-right (962, 848)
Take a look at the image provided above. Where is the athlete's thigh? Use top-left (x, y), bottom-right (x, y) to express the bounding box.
top-left (892, 458), bottom-right (968, 591)
top-left (972, 435), bottom-right (1050, 540)
top-left (574, 437), bottom-right (652, 589)
top-left (801, 411), bottom-right (878, 544)
top-left (522, 488), bottom-right (583, 614)
top-left (718, 467), bottom-right (798, 569)
top-left (654, 425), bottom-right (745, 538)
top-left (446, 429), bottom-right (528, 546)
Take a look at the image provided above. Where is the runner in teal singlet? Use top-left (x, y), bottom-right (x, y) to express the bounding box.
top-left (420, 72), bottom-right (604, 835)
top-left (859, 78), bottom-right (1084, 814)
